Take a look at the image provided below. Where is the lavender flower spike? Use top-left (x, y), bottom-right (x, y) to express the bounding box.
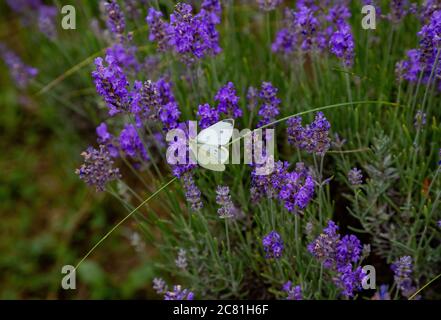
top-left (348, 168), bottom-right (363, 185)
top-left (262, 231), bottom-right (284, 259)
top-left (216, 185), bottom-right (234, 218)
top-left (76, 145), bottom-right (121, 192)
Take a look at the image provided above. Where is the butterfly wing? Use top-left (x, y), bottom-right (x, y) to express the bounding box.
top-left (197, 119), bottom-right (234, 146)
top-left (197, 144), bottom-right (229, 172)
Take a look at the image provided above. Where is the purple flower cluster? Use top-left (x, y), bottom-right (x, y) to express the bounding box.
top-left (258, 0), bottom-right (283, 12)
top-left (153, 277), bottom-right (168, 294)
top-left (388, 0), bottom-right (410, 23)
top-left (92, 55), bottom-right (131, 116)
top-left (257, 82), bottom-right (281, 127)
top-left (119, 124), bottom-right (149, 162)
top-left (251, 158), bottom-right (289, 201)
top-left (391, 256), bottom-right (416, 297)
top-left (76, 145), bottom-right (121, 192)
top-left (38, 5), bottom-right (57, 40)
top-left (307, 220), bottom-right (365, 297)
top-left (282, 281), bottom-right (302, 300)
top-left (397, 10), bottom-right (441, 91)
top-left (105, 0), bottom-right (126, 36)
top-left (146, 1), bottom-right (222, 64)
top-left (94, 49), bottom-right (181, 128)
top-left (96, 123), bottom-right (118, 157)
top-left (251, 161), bottom-right (315, 214)
top-left (0, 44), bottom-right (38, 89)
top-left (105, 43), bottom-right (140, 73)
top-left (348, 167), bottom-right (363, 186)
top-left (164, 285), bottom-right (194, 300)
top-left (197, 82), bottom-right (242, 128)
top-left (6, 0), bottom-right (57, 39)
top-left (278, 163), bottom-right (315, 212)
top-left (182, 172), bottom-right (203, 211)
top-left (272, 2), bottom-right (354, 66)
top-left (272, 5), bottom-right (321, 54)
top-left (216, 185), bottom-right (235, 218)
top-left (420, 0), bottom-right (441, 22)
top-left (215, 82), bottom-right (243, 119)
top-left (287, 112), bottom-right (331, 155)
top-left (262, 230), bottom-right (284, 259)
top-left (197, 103), bottom-right (220, 129)
top-left (329, 21), bottom-right (354, 67)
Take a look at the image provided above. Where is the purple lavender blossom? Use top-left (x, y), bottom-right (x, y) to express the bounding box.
top-left (327, 4), bottom-right (351, 24)
top-left (146, 8), bottom-right (171, 52)
top-left (97, 123), bottom-right (112, 143)
top-left (308, 220), bottom-right (366, 297)
top-left (391, 256), bottom-right (415, 296)
top-left (201, 0), bottom-right (222, 24)
top-left (105, 43), bottom-right (139, 73)
top-left (287, 112), bottom-right (331, 155)
top-left (0, 44), bottom-right (38, 89)
top-left (307, 220), bottom-right (340, 269)
top-left (92, 55), bottom-right (131, 116)
top-left (164, 285), bottom-right (194, 300)
top-left (257, 82), bottom-right (281, 127)
top-left (420, 0), bottom-right (441, 22)
top-left (272, 26), bottom-right (297, 54)
top-left (336, 235), bottom-right (362, 265)
top-left (389, 0), bottom-right (409, 23)
top-left (215, 82), bottom-right (243, 119)
top-left (295, 4), bottom-right (320, 51)
top-left (6, 0), bottom-right (41, 13)
top-left (258, 0), bottom-right (283, 11)
top-left (149, 2), bottom-right (222, 64)
top-left (282, 281), bottom-right (302, 300)
top-left (397, 10), bottom-right (441, 90)
top-left (335, 264), bottom-right (365, 297)
top-left (348, 168), bottom-right (363, 185)
top-left (105, 0), bottom-right (126, 35)
top-left (329, 21), bottom-right (354, 67)
top-left (216, 185), bottom-right (234, 218)
top-left (153, 277), bottom-right (168, 294)
top-left (128, 78), bottom-right (180, 130)
top-left (251, 159), bottom-right (289, 202)
top-left (272, 4), bottom-right (324, 54)
top-left (197, 103), bottom-right (220, 129)
top-left (119, 124), bottom-right (149, 161)
top-left (38, 5), bottom-right (57, 40)
top-left (96, 122), bottom-right (119, 157)
top-left (156, 77), bottom-right (177, 105)
top-left (262, 230), bottom-right (284, 259)
top-left (182, 172), bottom-right (203, 211)
top-left (76, 145), bottom-right (121, 192)
top-left (132, 80), bottom-right (160, 117)
top-left (278, 163), bottom-right (315, 213)
top-left (159, 102), bottom-right (181, 130)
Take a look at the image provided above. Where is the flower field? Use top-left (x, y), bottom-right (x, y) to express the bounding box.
top-left (0, 0), bottom-right (440, 300)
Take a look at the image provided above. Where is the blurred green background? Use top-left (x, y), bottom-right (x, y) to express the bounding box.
top-left (0, 0), bottom-right (160, 299)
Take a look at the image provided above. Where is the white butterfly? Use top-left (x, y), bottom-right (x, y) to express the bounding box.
top-left (189, 119), bottom-right (234, 172)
